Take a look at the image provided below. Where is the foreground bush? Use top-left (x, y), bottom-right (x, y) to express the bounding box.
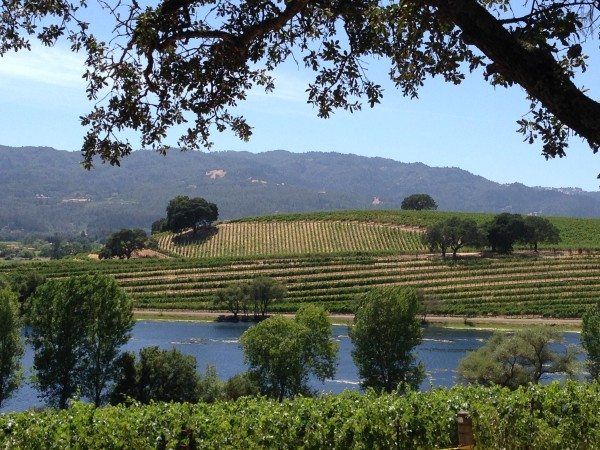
top-left (1, 382), bottom-right (600, 449)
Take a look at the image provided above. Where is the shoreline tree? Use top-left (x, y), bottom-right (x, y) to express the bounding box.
top-left (582, 303), bottom-right (600, 381)
top-left (458, 327), bottom-right (577, 388)
top-left (0, 289), bottom-right (23, 408)
top-left (240, 305), bottom-right (338, 401)
top-left (349, 287), bottom-right (424, 393)
top-left (110, 347), bottom-right (201, 404)
top-left (214, 277), bottom-right (286, 320)
top-left (1, 2), bottom-right (599, 171)
top-left (29, 275), bottom-right (133, 408)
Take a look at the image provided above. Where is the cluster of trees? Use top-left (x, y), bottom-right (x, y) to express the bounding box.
top-left (213, 277), bottom-right (286, 320)
top-left (0, 232), bottom-right (103, 261)
top-left (458, 327), bottom-right (577, 388)
top-left (3, 273), bottom-right (600, 409)
top-left (423, 213), bottom-right (561, 258)
top-left (109, 348), bottom-right (258, 405)
top-left (238, 287), bottom-right (426, 400)
top-left (0, 275), bottom-right (133, 408)
top-left (153, 196), bottom-right (218, 235)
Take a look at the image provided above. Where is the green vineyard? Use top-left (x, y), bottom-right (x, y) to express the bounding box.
top-left (2, 382), bottom-right (599, 448)
top-left (2, 253), bottom-right (600, 317)
top-left (157, 220), bottom-right (426, 258)
top-left (157, 211), bottom-right (600, 258)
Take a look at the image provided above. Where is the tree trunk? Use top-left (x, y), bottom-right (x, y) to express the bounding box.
top-left (434, 0), bottom-right (600, 150)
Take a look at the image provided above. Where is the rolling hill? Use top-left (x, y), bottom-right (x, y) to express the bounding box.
top-left (2, 145), bottom-right (600, 236)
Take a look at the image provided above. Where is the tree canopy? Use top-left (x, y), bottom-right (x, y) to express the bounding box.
top-left (486, 213), bottom-right (528, 254)
top-left (240, 305), bottom-right (338, 400)
top-left (213, 277), bottom-right (286, 319)
top-left (1, 1), bottom-right (599, 169)
top-left (401, 194), bottom-right (438, 211)
top-left (28, 275), bottom-right (133, 408)
top-left (165, 196), bottom-right (218, 234)
top-left (523, 215), bottom-right (561, 252)
top-left (422, 216), bottom-right (485, 259)
top-left (349, 286), bottom-right (424, 392)
top-left (458, 326), bottom-right (577, 389)
top-left (0, 289), bottom-right (23, 408)
top-left (99, 228), bottom-right (148, 259)
top-left (110, 347), bottom-right (201, 404)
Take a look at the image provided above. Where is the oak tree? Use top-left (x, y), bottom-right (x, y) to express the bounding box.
top-left (486, 213), bottom-right (528, 254)
top-left (1, 1), bottom-right (598, 170)
top-left (422, 217), bottom-right (485, 259)
top-left (99, 228), bottom-right (148, 259)
top-left (523, 215), bottom-right (561, 252)
top-left (401, 194), bottom-right (438, 211)
top-left (165, 196), bottom-right (218, 234)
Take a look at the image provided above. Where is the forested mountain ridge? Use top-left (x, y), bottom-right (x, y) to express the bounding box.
top-left (1, 145), bottom-right (600, 235)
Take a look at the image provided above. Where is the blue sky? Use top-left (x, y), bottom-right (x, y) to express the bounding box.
top-left (1, 32), bottom-right (599, 191)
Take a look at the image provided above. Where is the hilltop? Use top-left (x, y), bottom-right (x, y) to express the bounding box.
top-left (2, 145), bottom-right (600, 235)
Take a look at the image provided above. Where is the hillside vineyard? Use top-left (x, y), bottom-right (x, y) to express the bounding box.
top-left (2, 254), bottom-right (599, 317)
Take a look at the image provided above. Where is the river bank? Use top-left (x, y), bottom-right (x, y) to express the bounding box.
top-left (133, 309), bottom-right (582, 329)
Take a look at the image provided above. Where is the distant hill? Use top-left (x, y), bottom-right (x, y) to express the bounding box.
top-left (2, 145), bottom-right (600, 235)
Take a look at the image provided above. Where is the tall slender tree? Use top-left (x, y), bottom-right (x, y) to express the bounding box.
top-left (349, 287), bottom-right (424, 392)
top-left (0, 289), bottom-right (23, 408)
top-left (582, 303), bottom-right (600, 381)
top-left (29, 275), bottom-right (133, 408)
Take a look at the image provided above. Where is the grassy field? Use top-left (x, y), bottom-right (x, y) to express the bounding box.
top-left (156, 210), bottom-right (600, 258)
top-left (2, 253), bottom-right (599, 317)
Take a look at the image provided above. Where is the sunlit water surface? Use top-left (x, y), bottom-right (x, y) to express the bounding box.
top-left (0, 321), bottom-right (582, 412)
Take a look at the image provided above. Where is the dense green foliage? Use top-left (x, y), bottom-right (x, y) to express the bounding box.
top-left (0, 290), bottom-right (23, 408)
top-left (350, 287), bottom-right (424, 392)
top-left (1, 252), bottom-right (600, 317)
top-left (214, 277), bottom-right (286, 318)
top-left (111, 347), bottom-right (201, 405)
top-left (166, 196), bottom-right (218, 234)
top-left (8, 272), bottom-right (45, 317)
top-left (486, 213), bottom-right (528, 254)
top-left (28, 275), bottom-right (133, 407)
top-left (240, 306), bottom-right (338, 400)
top-left (582, 303), bottom-right (600, 380)
top-left (458, 327), bottom-right (577, 388)
top-left (99, 229), bottom-right (148, 259)
top-left (2, 383), bottom-right (600, 448)
top-left (401, 194), bottom-right (438, 211)
top-left (422, 217), bottom-right (485, 259)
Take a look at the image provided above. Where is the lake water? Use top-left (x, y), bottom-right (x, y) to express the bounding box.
top-left (0, 321), bottom-right (582, 412)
